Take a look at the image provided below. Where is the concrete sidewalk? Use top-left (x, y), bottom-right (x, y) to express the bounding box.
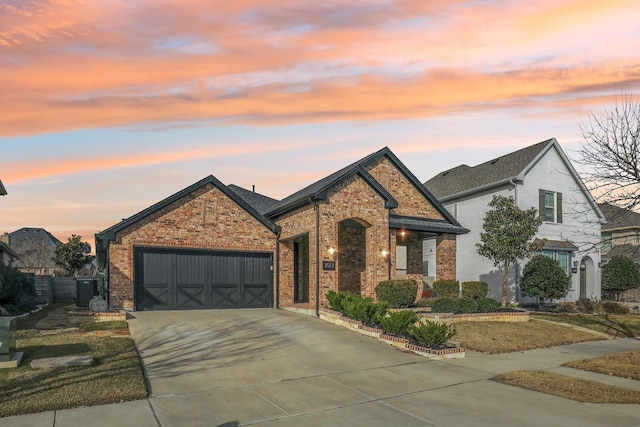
top-left (4, 309), bottom-right (640, 427)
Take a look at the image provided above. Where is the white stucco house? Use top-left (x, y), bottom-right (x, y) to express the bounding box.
top-left (423, 138), bottom-right (605, 303)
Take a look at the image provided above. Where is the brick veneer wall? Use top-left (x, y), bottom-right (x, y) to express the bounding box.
top-left (108, 184), bottom-right (276, 309)
top-left (436, 234), bottom-right (456, 280)
top-left (338, 219), bottom-right (366, 294)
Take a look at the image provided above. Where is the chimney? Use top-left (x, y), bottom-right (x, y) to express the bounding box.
top-left (0, 232), bottom-right (9, 244)
top-left (252, 185), bottom-right (255, 193)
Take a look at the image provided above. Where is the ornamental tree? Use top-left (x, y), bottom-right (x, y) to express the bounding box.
top-left (602, 255), bottom-right (640, 300)
top-left (476, 195), bottom-right (543, 307)
top-left (52, 235), bottom-right (93, 276)
top-left (521, 255), bottom-right (570, 307)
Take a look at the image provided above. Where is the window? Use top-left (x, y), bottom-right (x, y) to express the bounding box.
top-left (539, 189), bottom-right (563, 223)
top-left (541, 250), bottom-right (570, 274)
top-left (396, 245), bottom-right (407, 279)
top-left (601, 232), bottom-right (613, 253)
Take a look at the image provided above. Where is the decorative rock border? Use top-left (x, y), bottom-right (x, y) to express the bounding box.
top-left (421, 310), bottom-right (529, 324)
top-left (318, 309), bottom-right (465, 360)
top-left (67, 310), bottom-right (127, 324)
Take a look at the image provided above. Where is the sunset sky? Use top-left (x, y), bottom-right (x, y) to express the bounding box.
top-left (2, 0), bottom-right (640, 250)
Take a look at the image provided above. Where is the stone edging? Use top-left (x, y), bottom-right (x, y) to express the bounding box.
top-left (67, 310), bottom-right (127, 324)
top-left (318, 309), bottom-right (465, 360)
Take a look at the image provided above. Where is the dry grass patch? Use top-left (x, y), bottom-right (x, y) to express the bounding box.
top-left (0, 306), bottom-right (147, 418)
top-left (531, 314), bottom-right (640, 337)
top-left (454, 319), bottom-right (604, 353)
top-left (564, 350), bottom-right (640, 381)
top-left (492, 370), bottom-right (640, 403)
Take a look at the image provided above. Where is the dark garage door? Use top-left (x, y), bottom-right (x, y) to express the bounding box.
top-left (134, 248), bottom-right (273, 311)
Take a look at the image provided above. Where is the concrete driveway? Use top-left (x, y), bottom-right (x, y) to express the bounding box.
top-left (124, 309), bottom-right (640, 427)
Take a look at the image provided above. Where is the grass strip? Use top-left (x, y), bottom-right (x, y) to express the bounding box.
top-left (531, 314), bottom-right (640, 337)
top-left (454, 319), bottom-right (604, 354)
top-left (564, 350), bottom-right (640, 381)
top-left (78, 320), bottom-right (129, 331)
top-left (492, 370), bottom-right (640, 403)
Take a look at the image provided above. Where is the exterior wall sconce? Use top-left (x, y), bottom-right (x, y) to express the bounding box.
top-left (381, 249), bottom-right (388, 258)
top-left (572, 260), bottom-right (579, 268)
top-left (328, 247), bottom-right (336, 256)
top-left (400, 230), bottom-right (406, 238)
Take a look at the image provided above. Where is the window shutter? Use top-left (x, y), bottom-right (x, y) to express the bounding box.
top-left (557, 192), bottom-right (563, 223)
top-left (538, 189), bottom-right (545, 220)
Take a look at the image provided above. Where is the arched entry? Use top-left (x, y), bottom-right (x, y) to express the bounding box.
top-left (338, 218), bottom-right (369, 294)
top-left (579, 256), bottom-right (595, 299)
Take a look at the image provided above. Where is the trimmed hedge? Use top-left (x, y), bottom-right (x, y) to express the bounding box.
top-left (477, 297), bottom-right (500, 313)
top-left (375, 279), bottom-right (418, 308)
top-left (431, 297), bottom-right (457, 313)
top-left (454, 297), bottom-right (478, 314)
top-left (432, 280), bottom-right (459, 299)
top-left (461, 281), bottom-right (488, 300)
top-left (379, 310), bottom-right (420, 335)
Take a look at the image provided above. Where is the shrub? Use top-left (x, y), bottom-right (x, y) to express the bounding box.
top-left (476, 297), bottom-right (500, 313)
top-left (414, 298), bottom-right (433, 308)
top-left (342, 295), bottom-right (388, 325)
top-left (326, 290), bottom-right (359, 314)
top-left (379, 310), bottom-right (420, 335)
top-left (601, 300), bottom-right (631, 314)
top-left (407, 320), bottom-right (456, 348)
top-left (521, 255), bottom-right (570, 306)
top-left (0, 263), bottom-right (35, 312)
top-left (558, 302), bottom-right (578, 313)
top-left (375, 279), bottom-right (418, 308)
top-left (430, 297), bottom-right (456, 313)
top-left (432, 280), bottom-right (459, 299)
top-left (454, 297), bottom-right (478, 314)
top-left (602, 255), bottom-right (640, 300)
top-left (576, 298), bottom-right (598, 313)
top-left (461, 281), bottom-right (488, 300)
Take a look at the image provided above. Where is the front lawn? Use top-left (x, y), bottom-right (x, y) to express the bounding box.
top-left (531, 313), bottom-right (640, 337)
top-left (564, 350), bottom-right (640, 380)
top-left (0, 305), bottom-right (147, 418)
top-left (454, 319), bottom-right (605, 353)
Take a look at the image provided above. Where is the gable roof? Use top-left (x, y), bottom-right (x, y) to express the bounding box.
top-left (9, 227), bottom-right (62, 247)
top-left (265, 146), bottom-right (463, 231)
top-left (227, 185), bottom-right (280, 215)
top-left (424, 138), bottom-right (605, 221)
top-left (0, 179), bottom-right (6, 195)
top-left (599, 203), bottom-right (640, 232)
top-left (97, 175), bottom-right (278, 242)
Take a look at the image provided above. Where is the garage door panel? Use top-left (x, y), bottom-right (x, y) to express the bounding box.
top-left (134, 248), bottom-right (272, 310)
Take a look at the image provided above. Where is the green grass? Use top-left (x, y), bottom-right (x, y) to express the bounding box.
top-left (78, 320), bottom-right (129, 331)
top-left (531, 313), bottom-right (640, 337)
top-left (454, 319), bottom-right (605, 353)
top-left (0, 303), bottom-right (147, 418)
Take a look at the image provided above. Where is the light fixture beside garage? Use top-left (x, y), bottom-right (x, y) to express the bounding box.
top-left (328, 247), bottom-right (336, 257)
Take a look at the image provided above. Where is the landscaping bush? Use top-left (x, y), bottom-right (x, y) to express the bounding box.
top-left (601, 300), bottom-right (631, 314)
top-left (0, 263), bottom-right (35, 313)
top-left (454, 297), bottom-right (478, 314)
top-left (326, 290), bottom-right (359, 314)
top-left (576, 298), bottom-right (598, 313)
top-left (602, 255), bottom-right (640, 300)
top-left (379, 310), bottom-right (420, 335)
top-left (407, 320), bottom-right (456, 348)
top-left (432, 280), bottom-right (459, 299)
top-left (461, 281), bottom-right (489, 300)
top-left (430, 297), bottom-right (456, 313)
top-left (375, 279), bottom-right (418, 308)
top-left (414, 298), bottom-right (433, 308)
top-left (477, 297), bottom-right (500, 313)
top-left (342, 295), bottom-right (388, 325)
top-left (521, 255), bottom-right (570, 306)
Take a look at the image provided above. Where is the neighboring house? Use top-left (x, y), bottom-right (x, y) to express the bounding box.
top-left (424, 138), bottom-right (605, 303)
top-left (0, 179), bottom-right (6, 196)
top-left (0, 240), bottom-right (17, 266)
top-left (7, 228), bottom-right (62, 275)
top-left (96, 147), bottom-right (468, 311)
top-left (599, 202), bottom-right (640, 301)
top-left (599, 202), bottom-right (640, 264)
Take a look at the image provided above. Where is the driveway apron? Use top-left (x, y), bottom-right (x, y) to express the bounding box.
top-left (127, 309), bottom-right (640, 427)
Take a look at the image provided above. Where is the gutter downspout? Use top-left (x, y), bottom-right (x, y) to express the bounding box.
top-left (313, 199), bottom-right (321, 317)
top-left (275, 226), bottom-right (281, 309)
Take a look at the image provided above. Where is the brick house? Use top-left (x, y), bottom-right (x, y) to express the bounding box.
top-left (96, 147), bottom-right (467, 311)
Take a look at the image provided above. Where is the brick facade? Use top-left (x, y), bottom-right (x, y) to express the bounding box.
top-left (107, 184), bottom-right (276, 309)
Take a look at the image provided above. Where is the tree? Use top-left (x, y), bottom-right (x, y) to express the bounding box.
top-left (602, 255), bottom-right (640, 300)
top-left (578, 94), bottom-right (640, 210)
top-left (521, 255), bottom-right (571, 307)
top-left (52, 235), bottom-right (93, 276)
top-left (13, 237), bottom-right (54, 274)
top-left (476, 195), bottom-right (543, 307)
